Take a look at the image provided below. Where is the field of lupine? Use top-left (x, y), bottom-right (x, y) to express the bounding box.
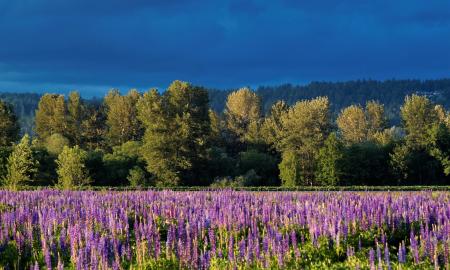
top-left (0, 190), bottom-right (449, 269)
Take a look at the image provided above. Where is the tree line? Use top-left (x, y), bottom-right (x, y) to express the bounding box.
top-left (1, 80), bottom-right (450, 189)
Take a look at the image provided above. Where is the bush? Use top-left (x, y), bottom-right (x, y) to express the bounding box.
top-left (127, 166), bottom-right (150, 187)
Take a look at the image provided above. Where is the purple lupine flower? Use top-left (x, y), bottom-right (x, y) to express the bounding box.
top-left (238, 239), bottom-right (246, 261)
top-left (228, 235), bottom-right (234, 261)
top-left (384, 244), bottom-right (391, 270)
top-left (290, 230), bottom-right (300, 259)
top-left (398, 241), bottom-right (406, 264)
top-left (369, 248), bottom-right (375, 270)
top-left (410, 230), bottom-right (420, 264)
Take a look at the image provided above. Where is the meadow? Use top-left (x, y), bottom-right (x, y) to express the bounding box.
top-left (0, 190), bottom-right (449, 269)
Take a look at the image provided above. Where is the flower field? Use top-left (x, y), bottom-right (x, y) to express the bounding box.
top-left (0, 191), bottom-right (449, 269)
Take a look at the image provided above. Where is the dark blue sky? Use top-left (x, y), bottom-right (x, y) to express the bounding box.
top-left (1, 0), bottom-right (450, 97)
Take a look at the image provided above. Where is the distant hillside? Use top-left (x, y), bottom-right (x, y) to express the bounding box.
top-left (3, 79), bottom-right (450, 132)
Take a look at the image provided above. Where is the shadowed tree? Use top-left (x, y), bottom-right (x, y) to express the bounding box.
top-left (0, 100), bottom-right (20, 147)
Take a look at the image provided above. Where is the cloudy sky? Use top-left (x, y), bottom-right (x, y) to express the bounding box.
top-left (1, 0), bottom-right (450, 97)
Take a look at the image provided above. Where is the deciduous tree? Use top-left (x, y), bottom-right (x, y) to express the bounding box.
top-left (35, 94), bottom-right (67, 140)
top-left (138, 81), bottom-right (211, 186)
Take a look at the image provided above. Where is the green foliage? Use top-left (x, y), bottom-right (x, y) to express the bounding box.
top-left (337, 101), bottom-right (387, 145)
top-left (206, 147), bottom-right (237, 181)
top-left (0, 100), bottom-right (20, 147)
top-left (34, 94), bottom-right (67, 140)
top-left (127, 166), bottom-right (150, 187)
top-left (137, 81), bottom-right (211, 186)
top-left (32, 146), bottom-right (57, 186)
top-left (238, 149), bottom-right (279, 185)
top-left (2, 134), bottom-right (38, 190)
top-left (342, 142), bottom-right (393, 185)
top-left (4, 81), bottom-right (450, 188)
top-left (0, 241), bottom-right (19, 268)
top-left (224, 87), bottom-right (262, 144)
top-left (79, 104), bottom-right (107, 151)
top-left (104, 89), bottom-right (143, 147)
top-left (401, 94), bottom-right (439, 148)
top-left (0, 147), bottom-right (12, 182)
top-left (261, 100), bottom-right (288, 147)
top-left (45, 133), bottom-right (70, 156)
top-left (56, 145), bottom-right (90, 189)
top-left (276, 97), bottom-right (331, 185)
top-left (316, 133), bottom-right (344, 186)
top-left (390, 144), bottom-right (443, 185)
top-left (66, 91), bottom-right (86, 145)
top-left (279, 151), bottom-right (302, 187)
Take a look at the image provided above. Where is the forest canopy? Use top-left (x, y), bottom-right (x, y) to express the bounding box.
top-left (1, 78), bottom-right (450, 188)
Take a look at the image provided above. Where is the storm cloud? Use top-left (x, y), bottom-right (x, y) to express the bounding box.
top-left (0, 0), bottom-right (450, 96)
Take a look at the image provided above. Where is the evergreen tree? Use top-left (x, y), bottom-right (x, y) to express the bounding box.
top-left (2, 134), bottom-right (38, 190)
top-left (56, 145), bottom-right (90, 189)
top-left (0, 100), bottom-right (20, 147)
